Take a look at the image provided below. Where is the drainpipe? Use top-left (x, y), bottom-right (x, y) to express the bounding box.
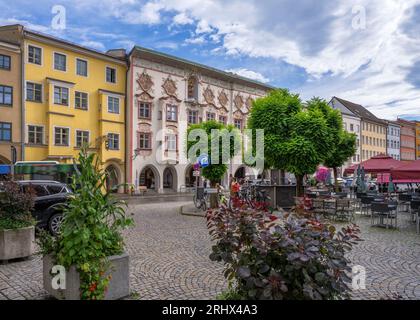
top-left (20, 35), bottom-right (25, 162)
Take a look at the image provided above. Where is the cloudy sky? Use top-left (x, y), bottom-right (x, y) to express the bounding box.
top-left (1, 0), bottom-right (420, 120)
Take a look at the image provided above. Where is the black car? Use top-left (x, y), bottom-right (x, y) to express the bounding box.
top-left (17, 180), bottom-right (72, 235)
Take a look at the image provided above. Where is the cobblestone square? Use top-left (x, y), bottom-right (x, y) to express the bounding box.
top-left (0, 200), bottom-right (419, 300)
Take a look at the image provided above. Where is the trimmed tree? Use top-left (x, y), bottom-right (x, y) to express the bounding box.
top-left (186, 120), bottom-right (239, 208)
top-left (306, 97), bottom-right (357, 191)
top-left (248, 89), bottom-right (333, 196)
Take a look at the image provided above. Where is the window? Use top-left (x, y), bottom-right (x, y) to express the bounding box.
top-left (28, 45), bottom-right (42, 65)
top-left (219, 115), bottom-right (227, 125)
top-left (207, 112), bottom-right (216, 121)
top-left (26, 82), bottom-right (42, 102)
top-left (166, 105), bottom-right (177, 122)
top-left (166, 134), bottom-right (177, 151)
top-left (350, 124), bottom-right (354, 132)
top-left (54, 127), bottom-right (69, 146)
top-left (76, 58), bottom-right (88, 76)
top-left (0, 54), bottom-right (10, 70)
top-left (188, 110), bottom-right (198, 124)
top-left (234, 119), bottom-right (242, 130)
top-left (0, 85), bottom-right (12, 105)
top-left (54, 86), bottom-right (69, 106)
top-left (76, 130), bottom-right (89, 147)
top-left (54, 53), bottom-right (66, 71)
top-left (75, 92), bottom-right (88, 110)
top-left (47, 185), bottom-right (65, 194)
top-left (138, 133), bottom-right (150, 150)
top-left (106, 67), bottom-right (116, 83)
top-left (187, 76), bottom-right (198, 100)
top-left (138, 102), bottom-right (151, 119)
top-left (0, 122), bottom-right (11, 141)
top-left (107, 133), bottom-right (119, 150)
top-left (32, 185), bottom-right (49, 197)
top-left (28, 125), bottom-right (43, 144)
top-left (108, 96), bottom-right (119, 114)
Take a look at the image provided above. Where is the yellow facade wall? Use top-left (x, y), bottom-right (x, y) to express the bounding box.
top-left (23, 38), bottom-right (126, 187)
top-left (361, 120), bottom-right (387, 161)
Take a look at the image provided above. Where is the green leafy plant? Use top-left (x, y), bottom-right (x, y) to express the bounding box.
top-left (37, 146), bottom-right (133, 300)
top-left (206, 201), bottom-right (361, 300)
top-left (0, 180), bottom-right (36, 230)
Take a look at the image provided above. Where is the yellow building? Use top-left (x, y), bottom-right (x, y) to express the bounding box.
top-left (0, 25), bottom-right (127, 191)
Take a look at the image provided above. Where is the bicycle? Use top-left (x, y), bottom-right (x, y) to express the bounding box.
top-left (193, 188), bottom-right (208, 211)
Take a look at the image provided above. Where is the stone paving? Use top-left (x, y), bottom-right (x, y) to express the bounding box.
top-left (0, 200), bottom-right (419, 300)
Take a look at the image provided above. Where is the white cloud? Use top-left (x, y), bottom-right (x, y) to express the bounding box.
top-left (185, 35), bottom-right (206, 45)
top-left (173, 12), bottom-right (193, 25)
top-left (225, 68), bottom-right (270, 83)
top-left (155, 41), bottom-right (179, 49)
top-left (80, 40), bottom-right (106, 51)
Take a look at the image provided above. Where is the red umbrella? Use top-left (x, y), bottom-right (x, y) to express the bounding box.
top-left (344, 154), bottom-right (401, 174)
top-left (391, 160), bottom-right (420, 181)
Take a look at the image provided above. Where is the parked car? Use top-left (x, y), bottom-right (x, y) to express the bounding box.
top-left (16, 180), bottom-right (72, 236)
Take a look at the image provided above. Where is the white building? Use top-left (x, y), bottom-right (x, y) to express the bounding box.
top-left (328, 97), bottom-right (362, 174)
top-left (386, 121), bottom-right (401, 160)
top-left (126, 46), bottom-right (272, 192)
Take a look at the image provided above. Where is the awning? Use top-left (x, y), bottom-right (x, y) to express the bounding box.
top-left (344, 154), bottom-right (401, 174)
top-left (391, 160), bottom-right (420, 181)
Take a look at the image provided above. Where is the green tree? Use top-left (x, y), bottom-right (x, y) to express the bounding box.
top-left (248, 89), bottom-right (333, 196)
top-left (186, 121), bottom-right (239, 208)
top-left (307, 97), bottom-right (357, 191)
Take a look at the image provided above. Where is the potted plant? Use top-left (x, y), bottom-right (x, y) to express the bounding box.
top-left (0, 179), bottom-right (36, 261)
top-left (38, 147), bottom-right (133, 300)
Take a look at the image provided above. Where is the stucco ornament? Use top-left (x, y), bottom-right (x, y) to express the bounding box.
top-left (162, 77), bottom-right (178, 97)
top-left (218, 91), bottom-right (228, 108)
top-left (203, 86), bottom-right (215, 105)
top-left (234, 94), bottom-right (244, 110)
top-left (137, 71), bottom-right (154, 92)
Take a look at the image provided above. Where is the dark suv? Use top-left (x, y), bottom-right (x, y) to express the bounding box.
top-left (17, 180), bottom-right (72, 235)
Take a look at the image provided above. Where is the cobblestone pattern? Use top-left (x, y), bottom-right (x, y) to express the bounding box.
top-left (0, 201), bottom-right (419, 300)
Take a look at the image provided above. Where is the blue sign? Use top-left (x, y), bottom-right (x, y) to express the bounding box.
top-left (198, 154), bottom-right (210, 168)
top-left (0, 165), bottom-right (11, 175)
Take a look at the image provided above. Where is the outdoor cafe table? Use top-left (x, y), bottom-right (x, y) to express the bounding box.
top-left (371, 200), bottom-right (398, 229)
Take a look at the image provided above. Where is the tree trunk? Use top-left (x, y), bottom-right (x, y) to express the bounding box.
top-left (210, 181), bottom-right (218, 209)
top-left (296, 174), bottom-right (304, 197)
top-left (280, 169), bottom-right (286, 185)
top-left (333, 167), bottom-right (339, 192)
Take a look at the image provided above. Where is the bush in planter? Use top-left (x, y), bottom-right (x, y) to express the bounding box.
top-left (0, 180), bottom-right (36, 230)
top-left (206, 202), bottom-right (361, 300)
top-left (37, 146), bottom-right (133, 300)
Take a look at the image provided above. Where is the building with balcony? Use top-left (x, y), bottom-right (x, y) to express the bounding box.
top-left (126, 46), bottom-right (272, 192)
top-left (0, 25), bottom-right (127, 191)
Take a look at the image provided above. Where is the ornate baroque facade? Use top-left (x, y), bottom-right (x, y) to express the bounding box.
top-left (126, 47), bottom-right (272, 192)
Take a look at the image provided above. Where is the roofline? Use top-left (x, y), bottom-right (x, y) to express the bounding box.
top-left (130, 45), bottom-right (275, 91)
top-left (332, 96), bottom-right (387, 125)
top-left (0, 24), bottom-right (127, 65)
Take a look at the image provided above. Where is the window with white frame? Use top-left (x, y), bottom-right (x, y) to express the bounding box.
top-left (166, 104), bottom-right (177, 122)
top-left (138, 133), bottom-right (151, 150)
top-left (54, 86), bottom-right (69, 105)
top-left (76, 130), bottom-right (89, 147)
top-left (219, 115), bottom-right (227, 125)
top-left (108, 96), bottom-right (119, 114)
top-left (0, 54), bottom-right (11, 70)
top-left (207, 112), bottom-right (216, 121)
top-left (75, 91), bottom-right (88, 110)
top-left (28, 125), bottom-right (43, 144)
top-left (106, 67), bottom-right (116, 83)
top-left (76, 58), bottom-right (88, 76)
top-left (107, 133), bottom-right (119, 150)
top-left (54, 53), bottom-right (66, 71)
top-left (28, 45), bottom-right (42, 65)
top-left (26, 82), bottom-right (42, 102)
top-left (166, 134), bottom-right (177, 151)
top-left (234, 118), bottom-right (242, 130)
top-left (54, 127), bottom-right (69, 146)
top-left (188, 110), bottom-right (198, 124)
top-left (138, 102), bottom-right (151, 119)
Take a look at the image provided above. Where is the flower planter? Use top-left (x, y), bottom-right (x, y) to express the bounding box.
top-left (43, 252), bottom-right (130, 300)
top-left (0, 226), bottom-right (35, 261)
